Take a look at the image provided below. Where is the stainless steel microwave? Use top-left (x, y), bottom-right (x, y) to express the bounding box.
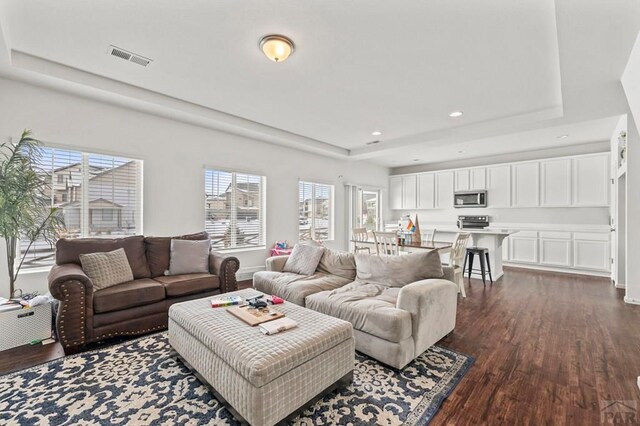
top-left (454, 190), bottom-right (487, 208)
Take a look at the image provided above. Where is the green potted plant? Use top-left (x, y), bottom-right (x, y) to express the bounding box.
top-left (0, 130), bottom-right (63, 298)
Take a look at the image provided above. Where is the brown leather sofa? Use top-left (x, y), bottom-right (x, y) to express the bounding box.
top-left (48, 231), bottom-right (239, 354)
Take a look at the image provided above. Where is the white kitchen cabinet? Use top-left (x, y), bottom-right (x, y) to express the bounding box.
top-left (454, 169), bottom-right (470, 192)
top-left (435, 171), bottom-right (454, 209)
top-left (390, 176), bottom-right (403, 210)
top-left (511, 162), bottom-right (539, 207)
top-left (403, 175), bottom-right (417, 209)
top-left (470, 167), bottom-right (486, 190)
top-left (509, 231), bottom-right (539, 263)
top-left (573, 153), bottom-right (610, 206)
top-left (487, 165), bottom-right (511, 207)
top-left (541, 158), bottom-right (572, 207)
top-left (538, 231), bottom-right (572, 267)
top-left (573, 232), bottom-right (610, 271)
top-left (417, 173), bottom-right (435, 209)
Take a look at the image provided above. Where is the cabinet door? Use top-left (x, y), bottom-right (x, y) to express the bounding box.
top-left (541, 158), bottom-right (572, 207)
top-left (417, 173), bottom-right (435, 209)
top-left (470, 168), bottom-right (486, 190)
top-left (454, 169), bottom-right (470, 191)
top-left (573, 154), bottom-right (610, 206)
top-left (573, 232), bottom-right (610, 271)
top-left (435, 171), bottom-right (454, 209)
top-left (390, 176), bottom-right (403, 210)
top-left (511, 162), bottom-right (540, 207)
top-left (509, 231), bottom-right (539, 263)
top-left (539, 231), bottom-right (572, 267)
top-left (487, 165), bottom-right (511, 207)
top-left (402, 175), bottom-right (417, 209)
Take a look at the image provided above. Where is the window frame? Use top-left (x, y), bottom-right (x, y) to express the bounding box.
top-left (298, 180), bottom-right (335, 242)
top-left (19, 143), bottom-right (144, 273)
top-left (204, 166), bottom-right (267, 253)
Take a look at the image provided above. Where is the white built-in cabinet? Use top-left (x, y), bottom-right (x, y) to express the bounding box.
top-left (417, 173), bottom-right (435, 209)
top-left (435, 171), bottom-right (454, 209)
top-left (503, 230), bottom-right (610, 273)
top-left (511, 161), bottom-right (539, 207)
top-left (486, 165), bottom-right (511, 207)
top-left (389, 152), bottom-right (610, 210)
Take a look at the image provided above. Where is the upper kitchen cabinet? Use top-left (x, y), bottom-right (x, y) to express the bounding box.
top-left (389, 175), bottom-right (417, 209)
top-left (511, 162), bottom-right (540, 207)
top-left (572, 153), bottom-right (610, 207)
top-left (487, 165), bottom-right (511, 207)
top-left (417, 173), bottom-right (435, 209)
top-left (435, 171), bottom-right (454, 209)
top-left (454, 169), bottom-right (470, 191)
top-left (541, 158), bottom-right (572, 207)
top-left (455, 168), bottom-right (486, 191)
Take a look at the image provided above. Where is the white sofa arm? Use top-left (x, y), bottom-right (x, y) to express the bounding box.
top-left (265, 255), bottom-right (289, 272)
top-left (396, 279), bottom-right (458, 356)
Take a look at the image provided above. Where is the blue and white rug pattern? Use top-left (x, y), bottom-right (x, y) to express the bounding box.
top-left (0, 333), bottom-right (473, 425)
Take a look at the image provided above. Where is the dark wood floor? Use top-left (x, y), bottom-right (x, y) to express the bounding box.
top-left (1, 271), bottom-right (638, 425)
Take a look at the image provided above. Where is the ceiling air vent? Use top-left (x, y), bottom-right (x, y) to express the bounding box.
top-left (366, 140), bottom-right (381, 146)
top-left (108, 45), bottom-right (152, 67)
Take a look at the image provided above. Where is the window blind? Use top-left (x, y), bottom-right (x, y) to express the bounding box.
top-left (299, 181), bottom-right (334, 241)
top-left (19, 147), bottom-right (143, 270)
top-left (205, 169), bottom-right (265, 250)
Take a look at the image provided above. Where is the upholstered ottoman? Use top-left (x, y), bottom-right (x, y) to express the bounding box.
top-left (168, 289), bottom-right (355, 426)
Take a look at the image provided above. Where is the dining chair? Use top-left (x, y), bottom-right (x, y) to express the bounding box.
top-left (372, 231), bottom-right (399, 255)
top-left (448, 232), bottom-right (471, 297)
top-left (352, 227), bottom-right (371, 254)
top-left (421, 228), bottom-right (437, 244)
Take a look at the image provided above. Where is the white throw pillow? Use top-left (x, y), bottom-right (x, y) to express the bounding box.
top-left (283, 244), bottom-right (325, 276)
top-left (355, 250), bottom-right (444, 287)
top-left (167, 239), bottom-right (211, 275)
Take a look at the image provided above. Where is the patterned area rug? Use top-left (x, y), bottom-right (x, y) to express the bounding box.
top-left (0, 333), bottom-right (473, 425)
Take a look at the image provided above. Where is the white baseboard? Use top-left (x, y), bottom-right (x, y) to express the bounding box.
top-left (503, 262), bottom-right (610, 278)
top-left (624, 296), bottom-right (640, 305)
top-left (615, 282), bottom-right (626, 289)
top-left (236, 266), bottom-right (265, 282)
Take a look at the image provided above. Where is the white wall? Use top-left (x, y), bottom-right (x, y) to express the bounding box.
top-left (622, 31), bottom-right (640, 303)
top-left (0, 77), bottom-right (389, 297)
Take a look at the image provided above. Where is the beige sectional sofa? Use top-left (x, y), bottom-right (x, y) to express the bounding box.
top-left (253, 248), bottom-right (458, 369)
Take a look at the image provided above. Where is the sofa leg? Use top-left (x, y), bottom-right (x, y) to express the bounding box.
top-left (63, 344), bottom-right (85, 356)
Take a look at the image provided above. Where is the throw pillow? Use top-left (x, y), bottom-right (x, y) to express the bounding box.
top-left (79, 248), bottom-right (134, 291)
top-left (355, 250), bottom-right (444, 287)
top-left (167, 239), bottom-right (211, 275)
top-left (283, 243), bottom-right (325, 276)
top-left (317, 248), bottom-right (357, 280)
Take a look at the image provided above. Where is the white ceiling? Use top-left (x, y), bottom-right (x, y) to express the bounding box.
top-left (0, 0), bottom-right (638, 167)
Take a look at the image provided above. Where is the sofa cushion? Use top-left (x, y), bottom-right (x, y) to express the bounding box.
top-left (305, 282), bottom-right (412, 343)
top-left (145, 231), bottom-right (209, 277)
top-left (93, 278), bottom-right (165, 314)
top-left (56, 235), bottom-right (150, 279)
top-left (154, 273), bottom-right (220, 297)
top-left (283, 244), bottom-right (324, 276)
top-left (168, 239), bottom-right (211, 275)
top-left (79, 248), bottom-right (134, 291)
top-left (317, 249), bottom-right (356, 280)
top-left (355, 250), bottom-right (443, 288)
top-left (253, 271), bottom-right (351, 306)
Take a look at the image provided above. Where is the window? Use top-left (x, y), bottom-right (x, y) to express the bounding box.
top-left (299, 181), bottom-right (334, 241)
top-left (205, 169), bottom-right (265, 250)
top-left (19, 147), bottom-right (143, 270)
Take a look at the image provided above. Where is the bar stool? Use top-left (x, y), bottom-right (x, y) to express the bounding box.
top-left (463, 247), bottom-right (493, 285)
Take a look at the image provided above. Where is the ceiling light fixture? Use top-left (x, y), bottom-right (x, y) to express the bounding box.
top-left (557, 134), bottom-right (569, 139)
top-left (449, 111), bottom-right (464, 118)
top-left (259, 35), bottom-right (295, 63)
top-left (372, 131), bottom-right (382, 136)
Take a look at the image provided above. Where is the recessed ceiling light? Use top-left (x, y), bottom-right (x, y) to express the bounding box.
top-left (449, 111), bottom-right (464, 118)
top-left (413, 159), bottom-right (420, 162)
top-left (371, 131), bottom-right (382, 136)
top-left (557, 134), bottom-right (569, 139)
top-left (458, 150), bottom-right (466, 153)
top-left (259, 35), bottom-right (295, 62)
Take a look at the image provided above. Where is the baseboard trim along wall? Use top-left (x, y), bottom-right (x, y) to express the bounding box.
top-left (624, 296), bottom-right (640, 305)
top-left (615, 282), bottom-right (626, 289)
top-left (503, 262), bottom-right (611, 278)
